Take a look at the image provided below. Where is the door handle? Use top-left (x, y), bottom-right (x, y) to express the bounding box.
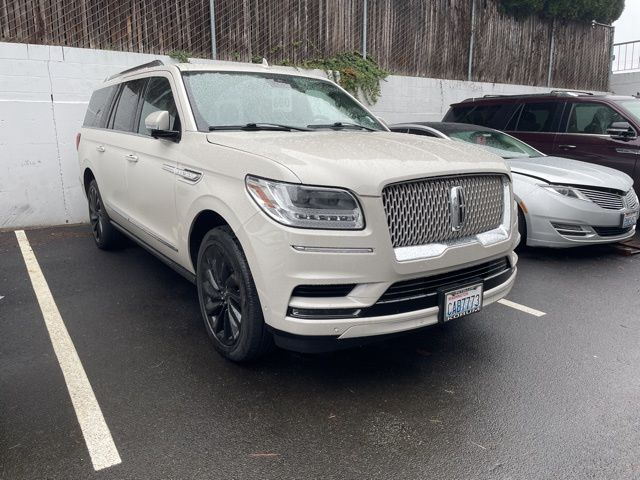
top-left (558, 144), bottom-right (576, 150)
top-left (125, 154), bottom-right (139, 163)
top-left (96, 145), bottom-right (105, 152)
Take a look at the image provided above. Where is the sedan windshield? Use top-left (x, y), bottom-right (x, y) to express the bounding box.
top-left (447, 129), bottom-right (542, 158)
top-left (182, 71), bottom-right (385, 132)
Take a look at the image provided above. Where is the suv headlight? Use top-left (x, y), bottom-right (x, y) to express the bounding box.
top-left (246, 176), bottom-right (364, 230)
top-left (539, 184), bottom-right (590, 201)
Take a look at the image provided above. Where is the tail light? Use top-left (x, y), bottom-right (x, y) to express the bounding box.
top-left (75, 133), bottom-right (81, 151)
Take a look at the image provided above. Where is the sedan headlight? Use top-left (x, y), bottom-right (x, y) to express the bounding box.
top-left (246, 176), bottom-right (364, 229)
top-left (539, 184), bottom-right (590, 201)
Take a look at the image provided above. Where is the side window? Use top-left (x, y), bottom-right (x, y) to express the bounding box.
top-left (444, 106), bottom-right (474, 123)
top-left (505, 104), bottom-right (523, 131)
top-left (565, 103), bottom-right (626, 135)
top-left (110, 79), bottom-right (146, 132)
top-left (444, 104), bottom-right (514, 129)
top-left (514, 102), bottom-right (559, 132)
top-left (137, 77), bottom-right (180, 135)
top-left (83, 86), bottom-right (117, 128)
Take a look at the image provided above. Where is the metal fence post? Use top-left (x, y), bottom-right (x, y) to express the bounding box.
top-left (607, 25), bottom-right (615, 91)
top-left (210, 0), bottom-right (217, 60)
top-left (362, 0), bottom-right (368, 59)
top-left (467, 0), bottom-right (476, 81)
top-left (547, 20), bottom-right (555, 87)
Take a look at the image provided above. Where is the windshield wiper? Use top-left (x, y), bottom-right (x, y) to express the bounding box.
top-left (307, 122), bottom-right (376, 132)
top-left (208, 123), bottom-right (310, 132)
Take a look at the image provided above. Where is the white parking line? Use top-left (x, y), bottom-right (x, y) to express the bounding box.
top-left (498, 299), bottom-right (546, 317)
top-left (15, 230), bottom-right (121, 471)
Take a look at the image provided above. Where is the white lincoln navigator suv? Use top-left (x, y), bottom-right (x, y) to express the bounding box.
top-left (78, 61), bottom-right (519, 361)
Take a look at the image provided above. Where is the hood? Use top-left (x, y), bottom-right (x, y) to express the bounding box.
top-left (206, 131), bottom-right (508, 196)
top-left (508, 156), bottom-right (633, 192)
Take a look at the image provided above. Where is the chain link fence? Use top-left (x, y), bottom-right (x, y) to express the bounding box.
top-left (1, 0), bottom-right (614, 91)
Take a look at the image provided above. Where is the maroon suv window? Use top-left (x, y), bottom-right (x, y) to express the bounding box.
top-left (513, 102), bottom-right (560, 132)
top-left (565, 103), bottom-right (626, 135)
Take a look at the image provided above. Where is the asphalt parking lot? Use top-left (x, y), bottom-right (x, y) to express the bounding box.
top-left (1, 225), bottom-right (640, 480)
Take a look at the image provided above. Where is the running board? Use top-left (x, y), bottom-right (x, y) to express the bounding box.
top-left (110, 220), bottom-right (196, 284)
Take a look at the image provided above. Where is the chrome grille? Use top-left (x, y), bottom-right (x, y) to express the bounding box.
top-left (577, 188), bottom-right (624, 210)
top-left (382, 175), bottom-right (505, 248)
top-left (624, 189), bottom-right (639, 210)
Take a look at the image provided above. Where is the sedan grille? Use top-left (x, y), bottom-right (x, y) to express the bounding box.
top-left (382, 175), bottom-right (505, 248)
top-left (576, 188), bottom-right (625, 210)
top-left (624, 190), bottom-right (639, 210)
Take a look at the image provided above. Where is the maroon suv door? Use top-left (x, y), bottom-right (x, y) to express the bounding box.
top-left (504, 101), bottom-right (562, 154)
top-left (551, 101), bottom-right (640, 182)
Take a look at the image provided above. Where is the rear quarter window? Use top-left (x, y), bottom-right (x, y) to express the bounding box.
top-left (513, 102), bottom-right (560, 132)
top-left (444, 104), bottom-right (515, 129)
top-left (83, 86), bottom-right (117, 128)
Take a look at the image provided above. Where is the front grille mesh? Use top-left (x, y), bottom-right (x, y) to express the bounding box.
top-left (624, 190), bottom-right (639, 210)
top-left (382, 175), bottom-right (505, 248)
top-left (576, 188), bottom-right (624, 210)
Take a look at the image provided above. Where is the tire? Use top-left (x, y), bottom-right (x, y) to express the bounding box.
top-left (87, 179), bottom-right (121, 250)
top-left (196, 226), bottom-right (272, 362)
top-left (517, 207), bottom-right (527, 249)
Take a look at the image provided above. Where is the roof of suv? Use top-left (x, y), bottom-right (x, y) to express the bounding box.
top-left (453, 91), bottom-right (637, 106)
top-left (104, 59), bottom-right (328, 86)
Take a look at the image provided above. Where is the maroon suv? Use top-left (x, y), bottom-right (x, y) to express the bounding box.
top-left (443, 92), bottom-right (640, 186)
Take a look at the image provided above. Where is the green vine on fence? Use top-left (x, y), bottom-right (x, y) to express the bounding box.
top-left (168, 50), bottom-right (191, 63)
top-left (300, 52), bottom-right (389, 105)
top-left (499, 0), bottom-right (624, 24)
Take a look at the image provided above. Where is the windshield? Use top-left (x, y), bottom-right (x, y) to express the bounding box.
top-left (447, 129), bottom-right (543, 158)
top-left (614, 99), bottom-right (640, 124)
top-left (182, 71), bottom-right (385, 132)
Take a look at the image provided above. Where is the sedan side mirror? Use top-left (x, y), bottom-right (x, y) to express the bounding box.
top-left (145, 110), bottom-right (180, 141)
top-left (607, 121), bottom-right (637, 141)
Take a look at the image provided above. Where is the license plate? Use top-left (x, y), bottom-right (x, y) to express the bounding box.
top-left (621, 211), bottom-right (639, 229)
top-left (442, 283), bottom-right (483, 322)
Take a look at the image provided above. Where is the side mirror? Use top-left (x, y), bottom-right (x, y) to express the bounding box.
top-left (607, 121), bottom-right (636, 141)
top-left (145, 111), bottom-right (180, 141)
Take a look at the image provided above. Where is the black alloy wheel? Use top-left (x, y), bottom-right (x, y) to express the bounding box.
top-left (196, 226), bottom-right (272, 361)
top-left (200, 244), bottom-right (244, 346)
top-left (87, 179), bottom-right (120, 249)
top-left (88, 182), bottom-right (104, 242)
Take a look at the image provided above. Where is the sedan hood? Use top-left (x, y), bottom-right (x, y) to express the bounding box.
top-left (207, 131), bottom-right (508, 196)
top-left (509, 156), bottom-right (633, 192)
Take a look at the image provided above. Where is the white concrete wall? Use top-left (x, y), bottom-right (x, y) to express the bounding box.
top-left (611, 71), bottom-right (640, 96)
top-left (371, 76), bottom-right (551, 124)
top-left (0, 42), bottom-right (550, 229)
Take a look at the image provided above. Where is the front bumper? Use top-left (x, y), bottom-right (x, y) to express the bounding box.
top-left (269, 267), bottom-right (516, 352)
top-left (239, 194), bottom-right (519, 339)
top-left (522, 188), bottom-right (639, 248)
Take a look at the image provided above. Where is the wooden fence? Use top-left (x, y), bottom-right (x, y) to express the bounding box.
top-left (0, 0), bottom-right (613, 90)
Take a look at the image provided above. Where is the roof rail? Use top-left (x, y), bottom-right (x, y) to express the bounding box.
top-left (106, 60), bottom-right (164, 81)
top-left (550, 89), bottom-right (594, 96)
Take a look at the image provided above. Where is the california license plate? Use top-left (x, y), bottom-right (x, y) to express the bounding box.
top-left (442, 283), bottom-right (483, 322)
top-left (621, 211), bottom-right (639, 229)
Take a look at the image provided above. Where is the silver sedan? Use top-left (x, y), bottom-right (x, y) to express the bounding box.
top-left (391, 122), bottom-right (639, 248)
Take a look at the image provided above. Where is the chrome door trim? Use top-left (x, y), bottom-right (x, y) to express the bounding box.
top-left (162, 163), bottom-right (203, 184)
